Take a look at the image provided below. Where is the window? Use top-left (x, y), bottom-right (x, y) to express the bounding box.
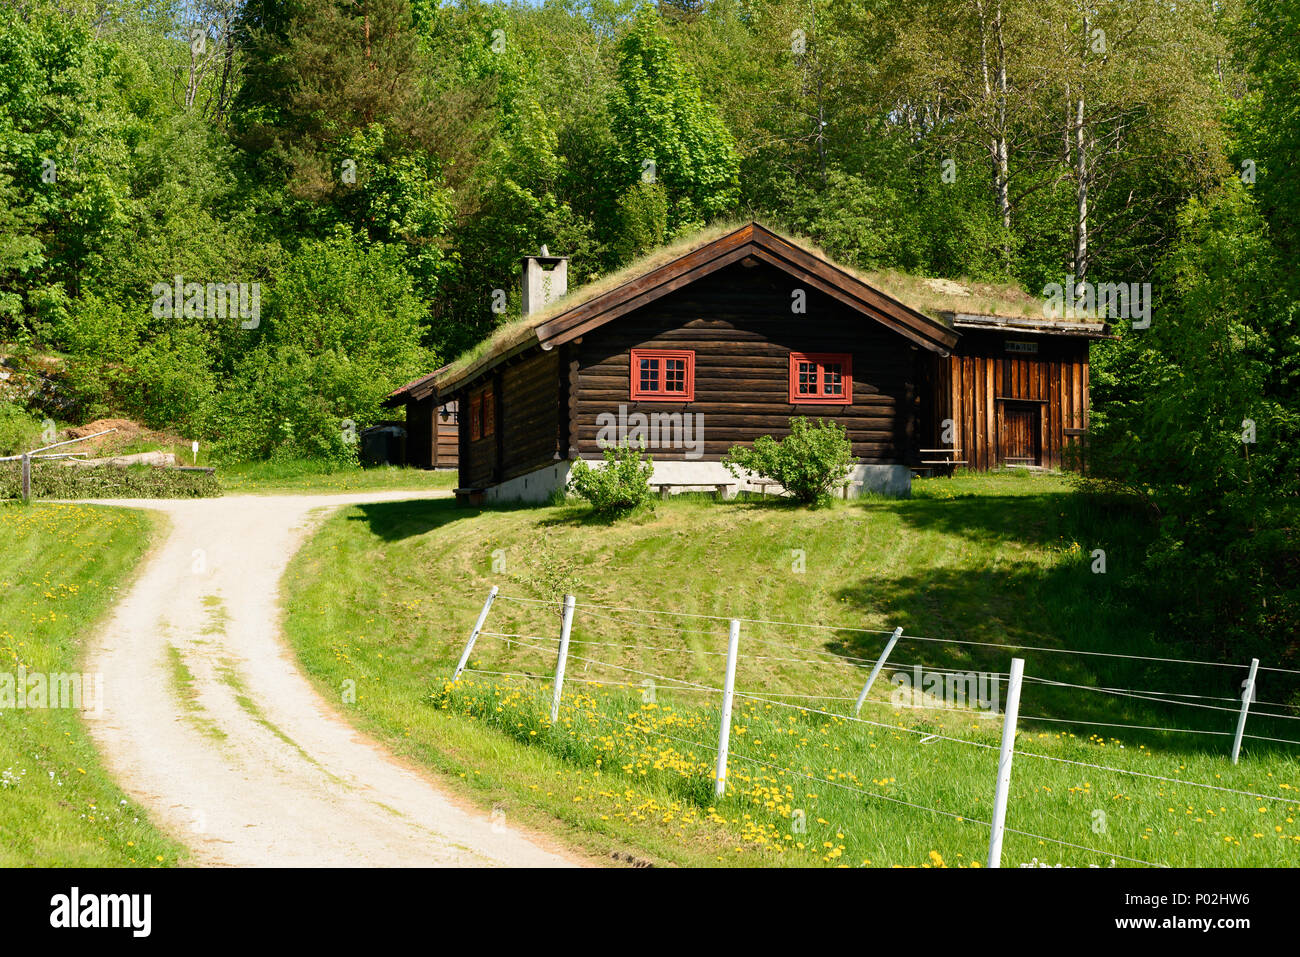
top-left (480, 387), bottom-right (495, 437)
top-left (788, 352), bottom-right (852, 404)
top-left (467, 392), bottom-right (482, 440)
top-left (630, 349), bottom-right (695, 401)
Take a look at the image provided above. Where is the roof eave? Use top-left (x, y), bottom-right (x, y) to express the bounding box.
top-left (945, 311), bottom-right (1111, 339)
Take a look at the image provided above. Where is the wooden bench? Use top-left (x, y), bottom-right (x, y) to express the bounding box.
top-left (1004, 458), bottom-right (1048, 472)
top-left (917, 448), bottom-right (966, 477)
top-left (654, 482), bottom-right (734, 501)
top-left (454, 487), bottom-right (487, 506)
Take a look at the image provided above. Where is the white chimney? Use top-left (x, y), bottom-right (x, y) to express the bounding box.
top-left (521, 248), bottom-right (568, 317)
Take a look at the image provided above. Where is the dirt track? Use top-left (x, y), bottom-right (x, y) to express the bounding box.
top-left (78, 490), bottom-right (574, 867)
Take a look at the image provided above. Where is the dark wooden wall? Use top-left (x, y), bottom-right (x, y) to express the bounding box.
top-left (569, 260), bottom-right (922, 463)
top-left (405, 397), bottom-right (432, 467)
top-left (458, 350), bottom-right (560, 487)
top-left (500, 351), bottom-right (559, 480)
top-left (432, 401), bottom-right (458, 468)
top-left (931, 331), bottom-right (1090, 470)
top-left (402, 398), bottom-right (458, 469)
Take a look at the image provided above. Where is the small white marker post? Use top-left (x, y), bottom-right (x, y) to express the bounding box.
top-left (986, 656), bottom-right (1025, 869)
top-left (854, 626), bottom-right (903, 716)
top-left (1231, 657), bottom-right (1259, 765)
top-left (550, 594), bottom-right (576, 723)
top-left (714, 619), bottom-right (741, 798)
top-left (191, 440), bottom-right (199, 465)
top-left (452, 585), bottom-right (498, 681)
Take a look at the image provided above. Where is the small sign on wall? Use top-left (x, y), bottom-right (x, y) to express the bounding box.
top-left (1005, 340), bottom-right (1039, 354)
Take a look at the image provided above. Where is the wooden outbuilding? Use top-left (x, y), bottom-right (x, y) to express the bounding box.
top-left (924, 314), bottom-right (1103, 471)
top-left (387, 366), bottom-right (458, 470)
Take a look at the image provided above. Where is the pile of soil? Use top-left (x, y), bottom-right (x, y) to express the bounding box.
top-left (66, 418), bottom-right (180, 453)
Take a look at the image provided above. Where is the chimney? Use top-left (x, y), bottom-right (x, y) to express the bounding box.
top-left (521, 246), bottom-right (568, 317)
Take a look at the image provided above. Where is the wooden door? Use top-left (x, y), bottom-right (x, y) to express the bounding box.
top-left (999, 401), bottom-right (1040, 465)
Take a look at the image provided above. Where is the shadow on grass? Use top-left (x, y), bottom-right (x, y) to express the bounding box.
top-left (345, 497), bottom-right (479, 541)
top-left (858, 488), bottom-right (1155, 555)
top-left (534, 492), bottom-right (798, 528)
top-left (826, 560), bottom-right (1299, 759)
top-left (347, 495), bottom-right (608, 539)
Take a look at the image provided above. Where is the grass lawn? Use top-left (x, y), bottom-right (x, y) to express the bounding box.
top-left (0, 503), bottom-right (187, 866)
top-left (218, 459), bottom-right (458, 494)
top-left (281, 472), bottom-right (1300, 868)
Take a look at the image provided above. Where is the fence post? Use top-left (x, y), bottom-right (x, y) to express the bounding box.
top-left (986, 656), bottom-right (1025, 869)
top-left (854, 626), bottom-right (903, 716)
top-left (20, 453), bottom-right (31, 503)
top-left (452, 585), bottom-right (498, 681)
top-left (550, 594), bottom-right (576, 723)
top-left (714, 619), bottom-right (740, 798)
top-left (1231, 657), bottom-right (1260, 765)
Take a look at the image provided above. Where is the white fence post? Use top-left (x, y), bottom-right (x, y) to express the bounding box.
top-left (854, 626), bottom-right (903, 716)
top-left (452, 585), bottom-right (498, 681)
top-left (986, 656), bottom-right (1025, 869)
top-left (550, 594), bottom-right (576, 723)
top-left (20, 452), bottom-right (31, 503)
top-left (714, 619), bottom-right (740, 798)
top-left (1231, 657), bottom-right (1260, 765)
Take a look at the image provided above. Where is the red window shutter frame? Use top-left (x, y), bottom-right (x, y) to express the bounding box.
top-left (629, 349), bottom-right (695, 402)
top-left (788, 352), bottom-right (853, 405)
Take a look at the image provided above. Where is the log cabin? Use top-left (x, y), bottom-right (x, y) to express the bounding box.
top-left (386, 222), bottom-right (1106, 502)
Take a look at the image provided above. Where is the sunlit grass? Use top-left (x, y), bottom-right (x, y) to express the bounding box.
top-left (281, 473), bottom-right (1300, 867)
top-left (0, 503), bottom-right (186, 866)
top-left (218, 459), bottom-right (458, 494)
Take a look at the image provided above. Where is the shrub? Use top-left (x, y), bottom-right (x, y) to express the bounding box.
top-left (0, 402), bottom-right (45, 456)
top-left (205, 233), bottom-right (433, 463)
top-left (723, 417), bottom-right (853, 506)
top-left (0, 462), bottom-right (221, 499)
top-left (567, 441), bottom-right (655, 517)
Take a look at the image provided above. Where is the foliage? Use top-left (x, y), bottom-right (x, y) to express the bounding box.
top-left (207, 231), bottom-right (432, 462)
top-left (0, 401), bottom-right (44, 456)
top-left (567, 440), bottom-right (655, 517)
top-left (723, 417), bottom-right (853, 506)
top-left (1086, 181), bottom-right (1300, 661)
top-left (0, 462), bottom-right (221, 500)
top-left (0, 0), bottom-right (1296, 671)
top-left (608, 6), bottom-right (740, 233)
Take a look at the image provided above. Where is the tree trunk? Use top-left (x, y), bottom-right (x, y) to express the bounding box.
top-left (1072, 12), bottom-right (1090, 283)
top-left (977, 0), bottom-right (1012, 266)
top-left (993, 0), bottom-right (1011, 257)
top-left (1074, 93), bottom-right (1088, 282)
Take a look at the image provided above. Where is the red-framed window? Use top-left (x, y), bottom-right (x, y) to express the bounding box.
top-left (788, 352), bottom-right (852, 404)
top-left (630, 349), bottom-right (695, 401)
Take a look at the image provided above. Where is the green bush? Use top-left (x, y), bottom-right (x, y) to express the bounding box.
top-left (0, 402), bottom-right (46, 456)
top-left (0, 462), bottom-right (221, 499)
top-left (567, 441), bottom-right (655, 517)
top-left (206, 233), bottom-right (433, 463)
top-left (723, 417), bottom-right (853, 506)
